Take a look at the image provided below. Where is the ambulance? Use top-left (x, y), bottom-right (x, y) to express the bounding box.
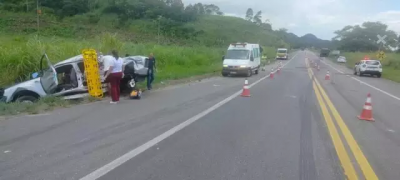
top-left (221, 43), bottom-right (261, 77)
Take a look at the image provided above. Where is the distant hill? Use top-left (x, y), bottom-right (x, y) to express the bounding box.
top-left (298, 34), bottom-right (332, 49)
top-left (275, 30), bottom-right (333, 49)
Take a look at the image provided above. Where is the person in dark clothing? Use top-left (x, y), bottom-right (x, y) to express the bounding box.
top-left (146, 53), bottom-right (156, 90)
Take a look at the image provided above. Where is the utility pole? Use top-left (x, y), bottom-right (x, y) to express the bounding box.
top-left (26, 0), bottom-right (29, 12)
top-left (157, 16), bottom-right (162, 45)
top-left (36, 0), bottom-right (40, 35)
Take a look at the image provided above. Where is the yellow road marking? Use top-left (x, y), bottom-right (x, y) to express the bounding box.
top-left (305, 58), bottom-right (358, 180)
top-left (305, 58), bottom-right (379, 180)
top-left (314, 76), bottom-right (379, 180)
top-left (313, 81), bottom-right (359, 180)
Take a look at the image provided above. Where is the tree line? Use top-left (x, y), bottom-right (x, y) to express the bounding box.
top-left (0, 0), bottom-right (226, 40)
top-left (332, 21), bottom-right (400, 52)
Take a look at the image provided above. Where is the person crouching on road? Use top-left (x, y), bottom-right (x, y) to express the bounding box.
top-left (146, 53), bottom-right (156, 90)
top-left (104, 50), bottom-right (125, 104)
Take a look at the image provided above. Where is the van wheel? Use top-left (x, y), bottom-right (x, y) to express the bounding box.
top-left (377, 73), bottom-right (381, 78)
top-left (246, 69), bottom-right (252, 77)
top-left (255, 68), bottom-right (259, 75)
top-left (15, 95), bottom-right (37, 103)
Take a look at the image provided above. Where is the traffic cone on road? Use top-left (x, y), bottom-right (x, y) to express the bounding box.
top-left (241, 79), bottom-right (251, 97)
top-left (358, 93), bottom-right (374, 121)
top-left (317, 65), bottom-right (320, 71)
top-left (325, 70), bottom-right (330, 80)
top-left (277, 67), bottom-right (281, 74)
top-left (270, 68), bottom-right (274, 79)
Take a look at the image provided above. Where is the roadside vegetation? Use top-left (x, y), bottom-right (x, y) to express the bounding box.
top-left (0, 0), bottom-right (285, 115)
top-left (0, 95), bottom-right (100, 116)
top-left (326, 21), bottom-right (400, 82)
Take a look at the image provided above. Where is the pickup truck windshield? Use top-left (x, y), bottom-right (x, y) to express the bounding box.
top-left (225, 50), bottom-right (250, 60)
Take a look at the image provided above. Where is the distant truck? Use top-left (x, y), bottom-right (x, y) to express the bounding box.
top-left (320, 48), bottom-right (330, 57)
top-left (276, 48), bottom-right (289, 60)
top-left (331, 50), bottom-right (340, 56)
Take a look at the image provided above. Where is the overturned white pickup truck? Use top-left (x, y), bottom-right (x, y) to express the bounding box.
top-left (1, 54), bottom-right (150, 103)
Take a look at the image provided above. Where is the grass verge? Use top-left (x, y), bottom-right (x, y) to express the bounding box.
top-left (0, 96), bottom-right (100, 116)
top-left (0, 33), bottom-right (279, 116)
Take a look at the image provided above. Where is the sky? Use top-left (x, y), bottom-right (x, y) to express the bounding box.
top-left (182, 0), bottom-right (400, 40)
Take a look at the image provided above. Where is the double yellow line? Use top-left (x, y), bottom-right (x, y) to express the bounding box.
top-left (305, 59), bottom-right (378, 180)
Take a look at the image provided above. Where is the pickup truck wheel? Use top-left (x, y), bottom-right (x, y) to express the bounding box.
top-left (377, 73), bottom-right (382, 78)
top-left (15, 95), bottom-right (37, 103)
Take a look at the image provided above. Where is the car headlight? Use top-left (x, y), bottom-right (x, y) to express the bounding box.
top-left (223, 64), bottom-right (228, 67)
top-left (240, 65), bottom-right (247, 68)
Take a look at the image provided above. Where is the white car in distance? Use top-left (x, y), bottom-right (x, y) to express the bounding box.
top-left (337, 56), bottom-right (346, 63)
top-left (354, 60), bottom-right (382, 78)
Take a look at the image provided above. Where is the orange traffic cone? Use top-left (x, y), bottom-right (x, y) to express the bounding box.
top-left (358, 93), bottom-right (374, 121)
top-left (270, 68), bottom-right (274, 79)
top-left (241, 79), bottom-right (251, 97)
top-left (325, 70), bottom-right (330, 80)
top-left (277, 67), bottom-right (281, 74)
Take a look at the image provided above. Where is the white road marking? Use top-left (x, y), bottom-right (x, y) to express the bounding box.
top-left (387, 129), bottom-right (395, 133)
top-left (79, 53), bottom-right (299, 180)
top-left (320, 59), bottom-right (400, 101)
top-left (4, 150), bottom-right (11, 153)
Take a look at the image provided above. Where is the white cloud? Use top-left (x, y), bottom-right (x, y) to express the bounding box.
top-left (369, 11), bottom-right (400, 33)
top-left (288, 23), bottom-right (297, 27)
top-left (182, 0), bottom-right (400, 39)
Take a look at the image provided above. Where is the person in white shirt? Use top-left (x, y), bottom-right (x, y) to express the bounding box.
top-left (104, 50), bottom-right (125, 104)
top-left (101, 54), bottom-right (115, 93)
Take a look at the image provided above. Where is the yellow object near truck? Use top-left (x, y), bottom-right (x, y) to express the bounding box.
top-left (276, 48), bottom-right (289, 60)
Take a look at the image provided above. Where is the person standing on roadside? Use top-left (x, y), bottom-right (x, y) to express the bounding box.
top-left (101, 54), bottom-right (114, 92)
top-left (146, 53), bottom-right (156, 90)
top-left (104, 50), bottom-right (124, 104)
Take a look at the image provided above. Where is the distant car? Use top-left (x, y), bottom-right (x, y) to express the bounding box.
top-left (354, 60), bottom-right (382, 78)
top-left (337, 56), bottom-right (346, 63)
top-left (1, 54), bottom-right (148, 103)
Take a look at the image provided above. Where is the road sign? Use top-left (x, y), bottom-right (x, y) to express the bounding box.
top-left (376, 51), bottom-right (386, 61)
top-left (377, 34), bottom-right (387, 45)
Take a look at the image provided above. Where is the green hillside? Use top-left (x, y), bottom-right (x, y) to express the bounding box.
top-left (0, 1), bottom-right (286, 86)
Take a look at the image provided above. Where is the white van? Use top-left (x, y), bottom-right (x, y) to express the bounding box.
top-left (222, 43), bottom-right (261, 77)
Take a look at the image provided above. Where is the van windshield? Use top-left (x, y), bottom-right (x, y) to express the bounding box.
top-left (278, 50), bottom-right (287, 53)
top-left (225, 50), bottom-right (250, 60)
